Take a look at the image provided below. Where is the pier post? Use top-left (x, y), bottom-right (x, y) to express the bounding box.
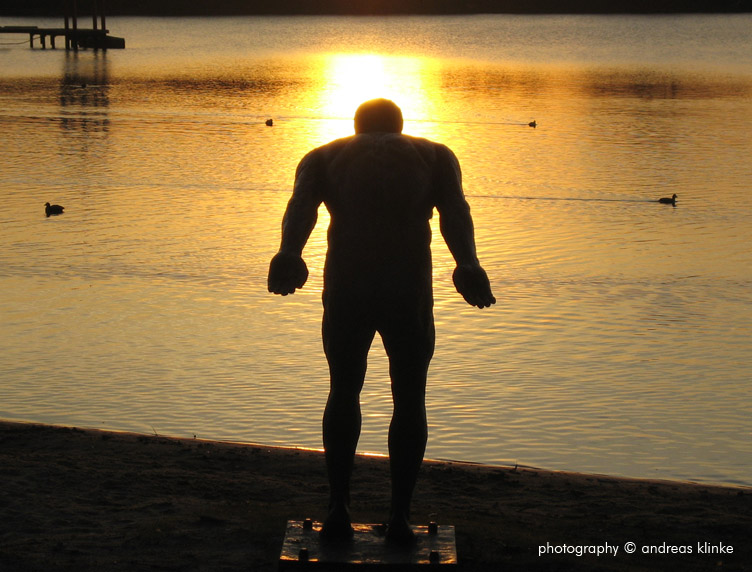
top-left (100, 0), bottom-right (106, 32)
top-left (71, 0), bottom-right (79, 51)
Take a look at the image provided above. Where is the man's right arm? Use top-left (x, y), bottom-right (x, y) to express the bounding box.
top-left (433, 144), bottom-right (496, 309)
top-left (268, 150), bottom-right (324, 295)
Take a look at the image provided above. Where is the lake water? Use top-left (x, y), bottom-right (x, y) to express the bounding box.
top-left (1, 14), bottom-right (751, 486)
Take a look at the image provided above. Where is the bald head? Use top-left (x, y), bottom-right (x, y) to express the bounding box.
top-left (354, 99), bottom-right (403, 134)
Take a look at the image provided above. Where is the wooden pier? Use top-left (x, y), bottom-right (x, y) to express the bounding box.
top-left (0, 0), bottom-right (124, 50)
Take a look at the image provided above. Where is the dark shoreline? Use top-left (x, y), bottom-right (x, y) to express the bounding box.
top-left (2, 0), bottom-right (750, 17)
top-left (1, 420), bottom-right (750, 571)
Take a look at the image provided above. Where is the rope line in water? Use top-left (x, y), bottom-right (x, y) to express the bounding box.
top-left (469, 195), bottom-right (659, 203)
top-left (0, 38), bottom-right (33, 46)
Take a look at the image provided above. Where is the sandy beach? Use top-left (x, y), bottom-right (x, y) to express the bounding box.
top-left (0, 420), bottom-right (749, 571)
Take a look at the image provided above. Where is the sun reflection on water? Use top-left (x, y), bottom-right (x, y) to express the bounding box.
top-left (312, 53), bottom-right (443, 141)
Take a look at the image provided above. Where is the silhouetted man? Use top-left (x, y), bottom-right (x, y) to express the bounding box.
top-left (268, 98), bottom-right (495, 542)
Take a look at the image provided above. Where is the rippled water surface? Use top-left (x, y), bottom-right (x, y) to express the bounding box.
top-left (1, 15), bottom-right (751, 486)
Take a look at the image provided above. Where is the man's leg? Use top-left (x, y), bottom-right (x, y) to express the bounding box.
top-left (321, 301), bottom-right (375, 539)
top-left (380, 305), bottom-right (435, 542)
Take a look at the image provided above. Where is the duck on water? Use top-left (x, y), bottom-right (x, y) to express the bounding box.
top-left (45, 202), bottom-right (64, 217)
top-left (658, 194), bottom-right (677, 205)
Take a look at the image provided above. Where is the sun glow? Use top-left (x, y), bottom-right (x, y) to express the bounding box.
top-left (314, 53), bottom-right (442, 141)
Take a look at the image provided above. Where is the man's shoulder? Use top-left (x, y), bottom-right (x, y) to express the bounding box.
top-left (313, 135), bottom-right (357, 154)
top-left (398, 134), bottom-right (456, 158)
top-left (312, 132), bottom-right (449, 150)
top-left (302, 133), bottom-right (456, 170)
top-left (296, 136), bottom-right (352, 168)
top-left (399, 135), bottom-right (458, 168)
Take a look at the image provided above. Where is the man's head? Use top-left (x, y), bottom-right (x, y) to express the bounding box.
top-left (354, 99), bottom-right (403, 134)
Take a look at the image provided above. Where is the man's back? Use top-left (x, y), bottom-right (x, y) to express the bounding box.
top-left (322, 133), bottom-right (436, 219)
top-left (303, 133), bottom-right (452, 294)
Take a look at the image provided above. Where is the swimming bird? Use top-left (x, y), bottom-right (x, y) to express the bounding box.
top-left (265, 119), bottom-right (273, 126)
top-left (45, 202), bottom-right (64, 216)
top-left (658, 194), bottom-right (677, 205)
top-left (528, 120), bottom-right (537, 128)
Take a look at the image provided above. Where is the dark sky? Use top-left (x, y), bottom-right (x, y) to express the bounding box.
top-left (2, 0), bottom-right (750, 17)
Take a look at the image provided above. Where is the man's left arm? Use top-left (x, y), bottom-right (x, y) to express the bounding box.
top-left (433, 144), bottom-right (496, 309)
top-left (268, 150), bottom-right (324, 295)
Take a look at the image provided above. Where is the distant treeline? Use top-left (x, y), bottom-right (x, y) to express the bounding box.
top-left (2, 0), bottom-right (750, 16)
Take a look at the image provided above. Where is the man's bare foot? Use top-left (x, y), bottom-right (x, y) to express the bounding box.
top-left (320, 503), bottom-right (354, 541)
top-left (385, 513), bottom-right (415, 544)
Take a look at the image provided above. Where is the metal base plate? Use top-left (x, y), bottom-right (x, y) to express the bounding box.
top-left (279, 520), bottom-right (457, 569)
